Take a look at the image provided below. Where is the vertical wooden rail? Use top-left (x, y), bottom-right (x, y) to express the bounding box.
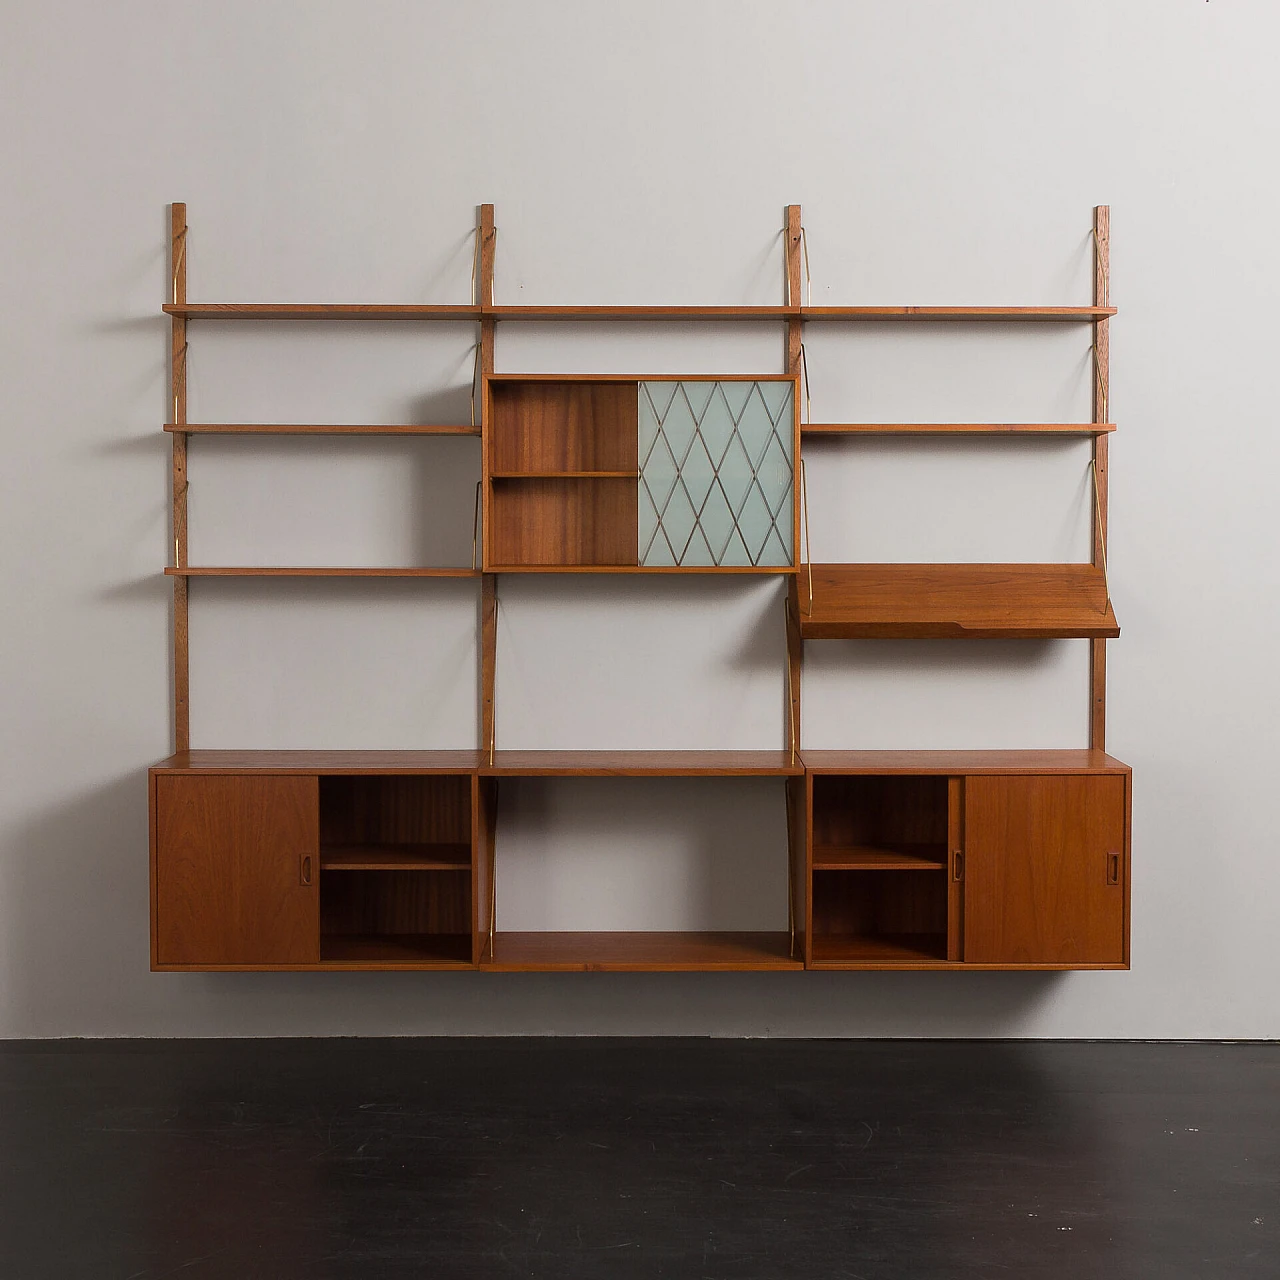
top-left (785, 205), bottom-right (805, 950)
top-left (1090, 205), bottom-right (1110, 752)
top-left (784, 205), bottom-right (803, 765)
top-left (170, 203), bottom-right (190, 752)
top-left (478, 205), bottom-right (497, 761)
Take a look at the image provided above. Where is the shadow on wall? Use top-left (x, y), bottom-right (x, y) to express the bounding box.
top-left (7, 771), bottom-right (154, 1036)
top-left (5, 764), bottom-right (1063, 1034)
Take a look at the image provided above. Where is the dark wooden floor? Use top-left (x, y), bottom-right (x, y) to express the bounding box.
top-left (0, 1039), bottom-right (1275, 1279)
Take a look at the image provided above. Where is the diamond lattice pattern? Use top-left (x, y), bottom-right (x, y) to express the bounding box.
top-left (638, 381), bottom-right (794, 567)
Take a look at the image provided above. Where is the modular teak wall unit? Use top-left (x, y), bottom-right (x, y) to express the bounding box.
top-left (151, 203), bottom-right (1128, 973)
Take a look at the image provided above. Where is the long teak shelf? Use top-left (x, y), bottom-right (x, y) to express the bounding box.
top-left (165, 423), bottom-right (480, 436)
top-left (165, 566), bottom-right (478, 578)
top-left (800, 563), bottom-right (1119, 639)
top-left (162, 303), bottom-right (1116, 323)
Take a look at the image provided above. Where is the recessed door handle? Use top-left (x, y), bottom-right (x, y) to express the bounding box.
top-left (1106, 852), bottom-right (1120, 885)
top-left (953, 850), bottom-right (964, 882)
top-left (300, 853), bottom-right (313, 887)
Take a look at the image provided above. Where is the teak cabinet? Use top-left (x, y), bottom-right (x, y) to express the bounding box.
top-left (149, 751), bottom-right (1130, 972)
top-left (483, 376), bottom-right (798, 571)
top-left (151, 202), bottom-right (1129, 975)
top-left (799, 755), bottom-right (1130, 970)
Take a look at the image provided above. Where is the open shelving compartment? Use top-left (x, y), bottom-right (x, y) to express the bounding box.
top-left (477, 752), bottom-right (806, 971)
top-left (808, 774), bottom-right (954, 966)
top-left (485, 377), bottom-right (639, 569)
top-left (318, 774), bottom-right (475, 967)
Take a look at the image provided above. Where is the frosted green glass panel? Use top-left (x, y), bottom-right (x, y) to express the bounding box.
top-left (638, 380), bottom-right (794, 567)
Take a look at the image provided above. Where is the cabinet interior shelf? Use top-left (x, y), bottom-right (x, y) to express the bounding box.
top-left (165, 423), bottom-right (480, 436)
top-left (490, 469), bottom-right (638, 479)
top-left (802, 422), bottom-right (1116, 437)
top-left (482, 931), bottom-right (802, 971)
top-left (319, 843), bottom-right (471, 871)
top-left (812, 845), bottom-right (947, 871)
top-left (165, 566), bottom-right (479, 578)
top-left (799, 563), bottom-right (1119, 639)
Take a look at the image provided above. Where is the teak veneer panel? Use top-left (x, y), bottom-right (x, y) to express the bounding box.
top-left (481, 751), bottom-right (805, 776)
top-left (154, 775), bottom-right (319, 966)
top-left (800, 563), bottom-right (1119, 639)
top-left (964, 775), bottom-right (1127, 965)
top-left (483, 931), bottom-right (802, 971)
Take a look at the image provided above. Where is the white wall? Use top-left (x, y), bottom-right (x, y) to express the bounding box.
top-left (2, 0), bottom-right (1276, 1038)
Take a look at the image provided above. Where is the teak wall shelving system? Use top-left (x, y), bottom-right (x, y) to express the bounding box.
top-left (151, 203), bottom-right (1129, 973)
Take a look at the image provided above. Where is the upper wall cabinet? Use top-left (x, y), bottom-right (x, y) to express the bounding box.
top-left (483, 375), bottom-right (798, 573)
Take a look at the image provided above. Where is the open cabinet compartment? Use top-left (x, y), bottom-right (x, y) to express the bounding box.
top-left (811, 774), bottom-right (948, 867)
top-left (486, 379), bottom-right (640, 568)
top-left (318, 775), bottom-right (473, 965)
top-left (810, 774), bottom-right (950, 964)
top-left (810, 870), bottom-right (948, 963)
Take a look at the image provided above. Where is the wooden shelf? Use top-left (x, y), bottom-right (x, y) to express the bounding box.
top-left (153, 750), bottom-right (487, 774)
top-left (801, 749), bottom-right (1131, 775)
top-left (485, 305), bottom-right (799, 322)
top-left (319, 934), bottom-right (473, 968)
top-left (490, 470), bottom-right (637, 479)
top-left (799, 563), bottom-right (1119, 639)
top-left (164, 303), bottom-right (481, 320)
top-left (800, 306), bottom-right (1115, 321)
top-left (483, 931), bottom-right (802, 971)
top-left (163, 303), bottom-right (1115, 324)
top-left (166, 423), bottom-right (480, 436)
top-left (481, 751), bottom-right (804, 776)
top-left (166, 566), bottom-right (479, 577)
top-left (484, 565), bottom-right (796, 575)
top-left (802, 422), bottom-right (1116, 437)
top-left (810, 933), bottom-right (949, 966)
top-left (812, 845), bottom-right (946, 871)
top-left (320, 843), bottom-right (471, 871)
